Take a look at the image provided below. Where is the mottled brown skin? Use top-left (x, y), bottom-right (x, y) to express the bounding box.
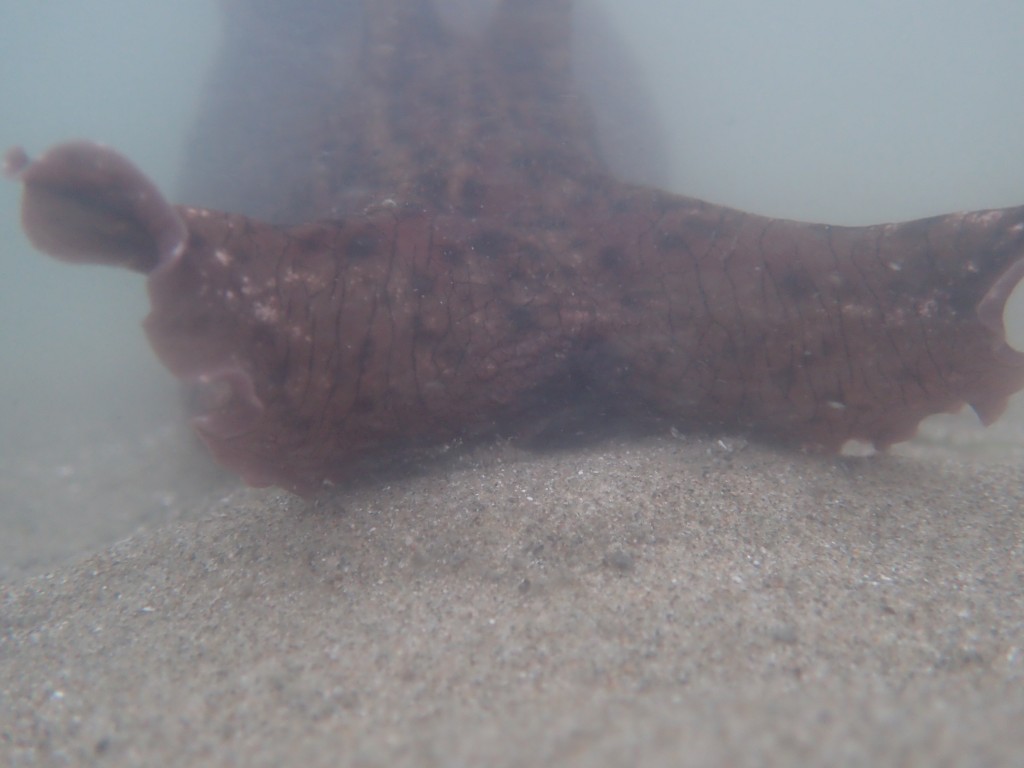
top-left (8, 0), bottom-right (1024, 494)
top-left (180, 0), bottom-right (603, 224)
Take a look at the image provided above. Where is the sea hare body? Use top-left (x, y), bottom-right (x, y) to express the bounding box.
top-left (8, 1), bottom-right (1024, 494)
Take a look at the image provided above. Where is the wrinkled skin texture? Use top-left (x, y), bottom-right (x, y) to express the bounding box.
top-left (8, 0), bottom-right (1024, 494)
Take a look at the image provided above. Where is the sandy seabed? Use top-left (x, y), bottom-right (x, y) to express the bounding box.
top-left (2, 394), bottom-right (1023, 767)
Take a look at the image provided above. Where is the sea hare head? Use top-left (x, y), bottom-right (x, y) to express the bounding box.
top-left (8, 143), bottom-right (285, 488)
top-left (6, 142), bottom-right (187, 273)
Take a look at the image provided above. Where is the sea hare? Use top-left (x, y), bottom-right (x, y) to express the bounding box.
top-left (7, 1), bottom-right (1024, 494)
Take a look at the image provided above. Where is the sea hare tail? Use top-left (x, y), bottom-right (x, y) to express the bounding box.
top-left (591, 188), bottom-right (1024, 451)
top-left (6, 142), bottom-right (186, 274)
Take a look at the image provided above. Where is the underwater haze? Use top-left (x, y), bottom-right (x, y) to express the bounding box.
top-left (1, 0), bottom-right (1024, 572)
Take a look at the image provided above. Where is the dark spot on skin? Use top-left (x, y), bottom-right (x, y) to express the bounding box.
top-left (410, 270), bottom-right (434, 295)
top-left (779, 268), bottom-right (816, 300)
top-left (411, 314), bottom-right (442, 342)
top-left (441, 245), bottom-right (463, 264)
top-left (508, 305), bottom-right (538, 332)
top-left (611, 197), bottom-right (635, 214)
top-left (347, 232), bottom-right (379, 259)
top-left (388, 112), bottom-right (412, 146)
top-left (289, 414), bottom-right (313, 435)
top-left (510, 153), bottom-right (537, 171)
top-left (772, 366), bottom-right (797, 394)
top-left (621, 288), bottom-right (658, 310)
top-left (435, 343), bottom-right (464, 371)
top-left (460, 178), bottom-right (486, 211)
top-left (832, 280), bottom-right (858, 302)
top-left (507, 264), bottom-right (527, 282)
top-left (821, 389), bottom-right (845, 407)
top-left (415, 170), bottom-right (446, 203)
top-left (677, 215), bottom-right (718, 240)
top-left (351, 395), bottom-right (375, 413)
top-left (357, 337), bottom-right (375, 365)
top-left (534, 214), bottom-right (568, 231)
top-left (413, 146), bottom-right (439, 166)
top-left (883, 275), bottom-right (912, 299)
top-left (265, 361), bottom-right (289, 390)
top-left (250, 323), bottom-right (279, 357)
top-left (901, 368), bottom-right (928, 393)
top-left (521, 244), bottom-right (544, 263)
top-left (174, 314), bottom-right (212, 337)
top-left (657, 231), bottom-right (688, 251)
top-left (296, 226), bottom-right (339, 251)
top-left (600, 246), bottom-right (626, 272)
top-left (948, 283), bottom-right (979, 317)
top-left (655, 195), bottom-right (686, 213)
top-left (470, 230), bottom-right (516, 259)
